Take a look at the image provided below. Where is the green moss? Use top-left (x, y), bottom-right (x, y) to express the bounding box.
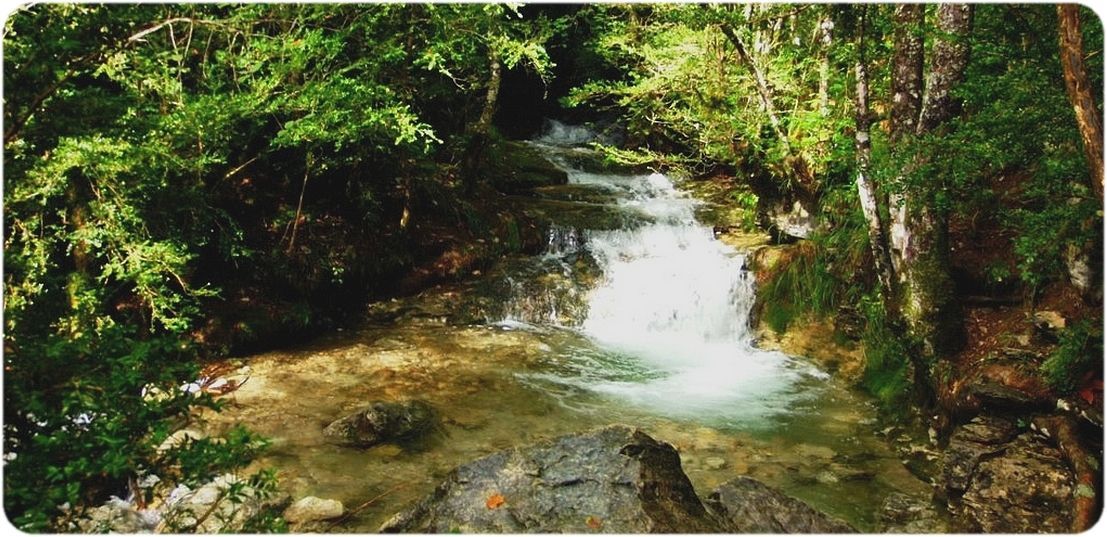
top-left (763, 301), bottom-right (798, 333)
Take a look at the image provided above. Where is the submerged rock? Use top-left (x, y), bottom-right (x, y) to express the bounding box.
top-left (284, 496), bottom-right (345, 524)
top-left (705, 477), bottom-right (856, 533)
top-left (880, 493), bottom-right (947, 533)
top-left (323, 400), bottom-right (437, 448)
top-left (942, 417), bottom-right (1076, 532)
top-left (379, 425), bottom-right (723, 533)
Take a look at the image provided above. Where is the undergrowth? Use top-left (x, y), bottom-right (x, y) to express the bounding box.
top-left (1040, 320), bottom-right (1103, 395)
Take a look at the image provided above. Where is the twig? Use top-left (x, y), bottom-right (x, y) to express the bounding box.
top-left (324, 483), bottom-right (408, 530)
top-left (286, 158), bottom-right (310, 253)
top-left (223, 156), bottom-right (259, 180)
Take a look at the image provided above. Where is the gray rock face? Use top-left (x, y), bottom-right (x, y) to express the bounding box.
top-left (381, 425), bottom-right (855, 534)
top-left (880, 493), bottom-right (947, 533)
top-left (705, 477), bottom-right (856, 533)
top-left (942, 417), bottom-right (1076, 532)
top-left (323, 400), bottom-right (437, 448)
top-left (942, 416), bottom-right (1019, 494)
top-left (766, 199), bottom-right (818, 240)
top-left (380, 425), bottom-right (722, 533)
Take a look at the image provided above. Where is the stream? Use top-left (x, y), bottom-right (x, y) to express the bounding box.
top-left (207, 122), bottom-right (941, 532)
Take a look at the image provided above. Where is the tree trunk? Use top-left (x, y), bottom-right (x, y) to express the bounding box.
top-left (888, 4), bottom-right (926, 280)
top-left (476, 52), bottom-right (502, 138)
top-left (898, 3), bottom-right (971, 357)
top-left (1057, 4), bottom-right (1104, 199)
top-left (917, 4), bottom-right (974, 134)
top-left (720, 24), bottom-right (790, 152)
top-left (817, 16), bottom-right (833, 115)
top-left (1032, 415), bottom-right (1099, 532)
top-left (853, 8), bottom-right (896, 302)
top-left (720, 23), bottom-right (815, 194)
top-left (462, 50), bottom-right (502, 191)
top-left (890, 4), bottom-right (925, 142)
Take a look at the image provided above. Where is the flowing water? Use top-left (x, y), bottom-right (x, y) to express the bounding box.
top-left (207, 122), bottom-right (941, 532)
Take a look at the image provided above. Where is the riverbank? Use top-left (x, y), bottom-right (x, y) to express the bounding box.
top-left (137, 124), bottom-right (1098, 534)
top-left (180, 130), bottom-right (946, 532)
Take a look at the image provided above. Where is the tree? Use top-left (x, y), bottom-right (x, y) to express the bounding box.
top-left (888, 4), bottom-right (973, 358)
top-left (852, 6), bottom-right (895, 302)
top-left (1057, 4), bottom-right (1104, 199)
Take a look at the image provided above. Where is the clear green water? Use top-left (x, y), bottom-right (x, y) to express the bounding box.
top-left (207, 288), bottom-right (937, 533)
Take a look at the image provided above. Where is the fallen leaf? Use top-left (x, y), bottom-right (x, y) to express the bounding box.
top-left (486, 493), bottom-right (505, 509)
top-left (586, 515), bottom-right (602, 529)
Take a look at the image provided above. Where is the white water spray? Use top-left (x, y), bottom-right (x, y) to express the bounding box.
top-left (512, 121), bottom-right (817, 425)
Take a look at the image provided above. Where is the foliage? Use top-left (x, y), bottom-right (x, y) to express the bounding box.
top-left (759, 191), bottom-right (870, 333)
top-left (858, 294), bottom-right (914, 411)
top-left (1041, 320), bottom-right (1103, 395)
top-left (565, 4), bottom-right (855, 188)
top-left (3, 3), bottom-right (557, 531)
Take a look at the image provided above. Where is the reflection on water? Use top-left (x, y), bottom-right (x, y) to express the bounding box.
top-left (206, 122), bottom-right (940, 532)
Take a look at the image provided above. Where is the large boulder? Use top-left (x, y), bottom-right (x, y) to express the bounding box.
top-left (942, 417), bottom-right (1076, 532)
top-left (705, 477), bottom-right (855, 533)
top-left (379, 425), bottom-right (723, 533)
top-left (323, 400), bottom-right (438, 448)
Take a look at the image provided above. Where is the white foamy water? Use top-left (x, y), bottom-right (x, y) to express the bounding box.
top-left (508, 124), bottom-right (817, 426)
top-left (534, 119), bottom-right (601, 146)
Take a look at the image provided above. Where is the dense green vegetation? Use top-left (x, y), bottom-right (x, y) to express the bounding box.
top-left (3, 3), bottom-right (1102, 532)
top-left (562, 3), bottom-right (1102, 409)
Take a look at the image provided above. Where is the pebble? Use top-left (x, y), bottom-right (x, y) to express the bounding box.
top-left (704, 457), bottom-right (728, 470)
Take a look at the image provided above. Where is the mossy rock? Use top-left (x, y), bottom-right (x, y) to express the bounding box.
top-left (517, 198), bottom-right (652, 231)
top-left (537, 145), bottom-right (649, 175)
top-left (485, 141), bottom-right (568, 193)
top-left (529, 184), bottom-right (620, 204)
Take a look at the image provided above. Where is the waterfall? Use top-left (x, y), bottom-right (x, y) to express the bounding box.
top-left (503, 121), bottom-right (816, 426)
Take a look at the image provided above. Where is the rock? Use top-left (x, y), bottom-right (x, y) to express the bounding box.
top-left (1063, 244), bottom-right (1093, 297)
top-left (76, 497), bottom-right (159, 533)
top-left (1033, 310), bottom-right (1067, 332)
top-left (380, 425), bottom-right (723, 533)
top-left (323, 400), bottom-right (437, 448)
top-left (954, 415), bottom-right (1019, 445)
top-left (880, 493), bottom-right (947, 533)
top-left (962, 361), bottom-right (1054, 411)
top-left (705, 477), bottom-right (856, 533)
top-left (942, 416), bottom-right (1019, 495)
top-left (159, 473), bottom-right (290, 533)
top-left (487, 141), bottom-right (569, 193)
top-left (825, 463), bottom-right (874, 482)
top-left (766, 199), bottom-right (818, 240)
top-left (942, 422), bottom-right (1076, 533)
top-left (156, 428), bottom-right (206, 453)
top-left (284, 496), bottom-right (345, 524)
top-left (793, 443), bottom-right (836, 461)
top-left (704, 456), bottom-right (728, 470)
